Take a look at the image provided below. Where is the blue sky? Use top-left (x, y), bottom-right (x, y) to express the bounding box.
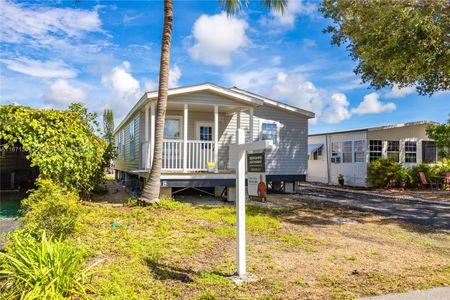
top-left (1, 0), bottom-right (448, 134)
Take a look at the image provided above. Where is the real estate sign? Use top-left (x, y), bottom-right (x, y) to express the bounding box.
top-left (247, 153), bottom-right (266, 202)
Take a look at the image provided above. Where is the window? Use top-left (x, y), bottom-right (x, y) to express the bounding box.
top-left (387, 140), bottom-right (399, 162)
top-left (331, 142), bottom-right (341, 163)
top-left (309, 146), bottom-right (322, 160)
top-left (354, 140), bottom-right (365, 162)
top-left (164, 118), bottom-right (181, 139)
top-left (422, 141), bottom-right (436, 163)
top-left (342, 141), bottom-right (352, 163)
top-left (405, 141), bottom-right (417, 163)
top-left (199, 126), bottom-right (213, 141)
top-left (129, 120), bottom-right (135, 160)
top-left (121, 130), bottom-right (125, 159)
top-left (369, 140), bottom-right (382, 162)
top-left (261, 123), bottom-right (277, 144)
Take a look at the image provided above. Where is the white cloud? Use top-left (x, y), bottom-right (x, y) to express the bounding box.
top-left (352, 93), bottom-right (396, 115)
top-left (188, 13), bottom-right (248, 66)
top-left (260, 0), bottom-right (316, 28)
top-left (169, 64), bottom-right (182, 88)
top-left (271, 56), bottom-right (282, 66)
top-left (228, 67), bottom-right (280, 91)
top-left (101, 61), bottom-right (140, 96)
top-left (1, 57), bottom-right (77, 78)
top-left (321, 93), bottom-right (351, 124)
top-left (384, 84), bottom-right (415, 98)
top-left (143, 64), bottom-right (182, 91)
top-left (44, 79), bottom-right (87, 105)
top-left (268, 72), bottom-right (325, 116)
top-left (0, 1), bottom-right (102, 44)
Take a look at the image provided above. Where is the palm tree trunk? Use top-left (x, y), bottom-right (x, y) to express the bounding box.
top-left (140, 0), bottom-right (173, 204)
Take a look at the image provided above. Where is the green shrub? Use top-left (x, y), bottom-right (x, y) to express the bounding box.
top-left (21, 179), bottom-right (81, 239)
top-left (432, 159), bottom-right (450, 177)
top-left (0, 104), bottom-right (107, 194)
top-left (367, 158), bottom-right (406, 188)
top-left (0, 232), bottom-right (97, 299)
top-left (408, 163), bottom-right (432, 187)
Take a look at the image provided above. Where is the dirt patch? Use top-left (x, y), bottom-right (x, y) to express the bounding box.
top-left (89, 179), bottom-right (132, 204)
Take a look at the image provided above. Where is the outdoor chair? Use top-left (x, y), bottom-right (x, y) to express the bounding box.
top-left (445, 172), bottom-right (450, 190)
top-left (419, 171), bottom-right (439, 190)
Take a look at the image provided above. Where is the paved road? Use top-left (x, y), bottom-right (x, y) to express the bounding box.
top-left (297, 185), bottom-right (450, 231)
top-left (359, 286), bottom-right (450, 300)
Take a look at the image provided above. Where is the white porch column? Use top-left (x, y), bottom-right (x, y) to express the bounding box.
top-left (249, 108), bottom-right (254, 142)
top-left (214, 105), bottom-right (219, 173)
top-left (183, 104), bottom-right (188, 172)
top-left (150, 102), bottom-right (155, 167)
top-left (144, 103), bottom-right (150, 169)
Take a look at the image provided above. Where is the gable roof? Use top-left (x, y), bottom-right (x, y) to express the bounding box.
top-left (309, 120), bottom-right (438, 137)
top-left (230, 87), bottom-right (315, 118)
top-left (114, 83), bottom-right (315, 134)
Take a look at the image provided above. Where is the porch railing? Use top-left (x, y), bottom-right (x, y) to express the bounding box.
top-left (141, 140), bottom-right (216, 172)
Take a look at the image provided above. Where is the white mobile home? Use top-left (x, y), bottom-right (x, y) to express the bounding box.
top-left (307, 121), bottom-right (438, 187)
top-left (113, 83), bottom-right (315, 197)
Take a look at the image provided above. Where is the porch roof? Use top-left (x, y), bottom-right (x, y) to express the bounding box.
top-left (115, 83), bottom-right (263, 133)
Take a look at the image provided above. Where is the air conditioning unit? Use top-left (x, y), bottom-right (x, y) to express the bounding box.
top-left (331, 156), bottom-right (341, 163)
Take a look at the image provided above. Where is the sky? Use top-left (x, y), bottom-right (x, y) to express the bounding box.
top-left (1, 0), bottom-right (449, 134)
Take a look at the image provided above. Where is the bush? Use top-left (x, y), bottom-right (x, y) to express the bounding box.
top-left (432, 159), bottom-right (450, 177)
top-left (21, 179), bottom-right (81, 239)
top-left (408, 163), bottom-right (432, 187)
top-left (0, 232), bottom-right (97, 299)
top-left (367, 158), bottom-right (406, 188)
top-left (0, 104), bottom-right (107, 194)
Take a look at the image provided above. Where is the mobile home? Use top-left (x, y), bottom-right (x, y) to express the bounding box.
top-left (307, 121), bottom-right (439, 187)
top-left (113, 83), bottom-right (315, 198)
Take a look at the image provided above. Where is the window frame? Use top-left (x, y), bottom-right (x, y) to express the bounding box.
top-left (129, 119), bottom-right (136, 160)
top-left (387, 140), bottom-right (400, 162)
top-left (404, 140), bottom-right (417, 163)
top-left (354, 140), bottom-right (365, 163)
top-left (331, 142), bottom-right (341, 163)
top-left (164, 115), bottom-right (183, 140)
top-left (369, 140), bottom-right (383, 162)
top-left (422, 141), bottom-right (436, 164)
top-left (259, 122), bottom-right (279, 145)
top-left (195, 121), bottom-right (214, 141)
top-left (342, 141), bottom-right (353, 163)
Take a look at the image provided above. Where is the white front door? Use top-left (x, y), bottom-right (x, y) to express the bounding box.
top-left (196, 122), bottom-right (214, 169)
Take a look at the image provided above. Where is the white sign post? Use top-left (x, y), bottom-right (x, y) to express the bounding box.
top-left (230, 129), bottom-right (273, 278)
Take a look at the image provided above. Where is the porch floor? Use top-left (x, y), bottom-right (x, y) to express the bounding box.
top-left (130, 170), bottom-right (235, 180)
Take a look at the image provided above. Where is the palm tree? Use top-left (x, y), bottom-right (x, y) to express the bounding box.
top-left (140, 0), bottom-right (287, 204)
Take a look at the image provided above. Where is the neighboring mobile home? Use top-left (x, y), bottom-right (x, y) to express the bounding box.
top-left (113, 83), bottom-right (315, 198)
top-left (307, 121), bottom-right (439, 187)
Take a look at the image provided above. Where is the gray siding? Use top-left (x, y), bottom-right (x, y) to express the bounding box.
top-left (115, 112), bottom-right (141, 172)
top-left (114, 92), bottom-right (309, 176)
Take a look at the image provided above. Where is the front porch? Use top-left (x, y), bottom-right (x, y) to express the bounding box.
top-left (140, 100), bottom-right (256, 173)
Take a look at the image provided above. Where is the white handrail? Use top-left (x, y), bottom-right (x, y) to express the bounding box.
top-left (161, 139), bottom-right (215, 171)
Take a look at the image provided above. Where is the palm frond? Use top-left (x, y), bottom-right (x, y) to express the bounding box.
top-left (220, 0), bottom-right (287, 15)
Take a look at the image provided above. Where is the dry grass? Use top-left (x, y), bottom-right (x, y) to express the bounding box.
top-left (73, 198), bottom-right (450, 300)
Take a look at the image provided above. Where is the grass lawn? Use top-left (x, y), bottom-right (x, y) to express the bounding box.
top-left (73, 198), bottom-right (450, 300)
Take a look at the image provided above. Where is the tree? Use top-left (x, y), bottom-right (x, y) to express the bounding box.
top-left (103, 109), bottom-right (114, 143)
top-left (426, 117), bottom-right (450, 159)
top-left (140, 0), bottom-right (287, 204)
top-left (103, 109), bottom-right (116, 172)
top-left (320, 0), bottom-right (450, 95)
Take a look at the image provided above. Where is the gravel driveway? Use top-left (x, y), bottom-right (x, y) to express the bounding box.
top-left (297, 184), bottom-right (450, 231)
